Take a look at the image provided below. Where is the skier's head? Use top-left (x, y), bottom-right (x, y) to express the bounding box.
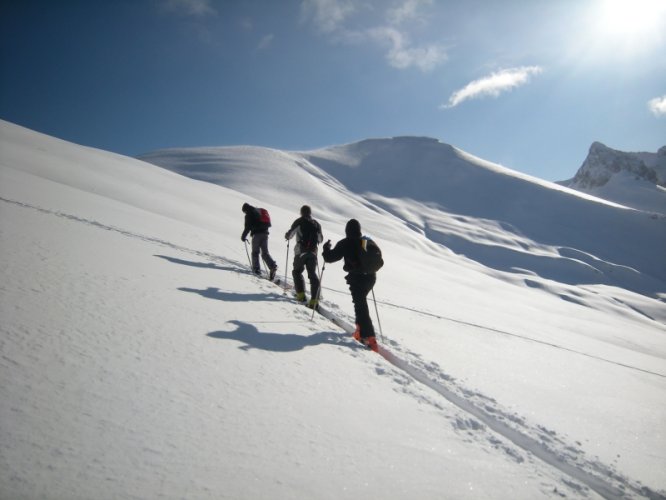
top-left (345, 219), bottom-right (362, 238)
top-left (300, 205), bottom-right (311, 217)
top-left (242, 203), bottom-right (252, 213)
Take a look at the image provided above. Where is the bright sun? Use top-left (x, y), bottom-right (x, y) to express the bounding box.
top-left (595, 0), bottom-right (666, 45)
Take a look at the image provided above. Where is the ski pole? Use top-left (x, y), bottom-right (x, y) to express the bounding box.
top-left (243, 239), bottom-right (251, 268)
top-left (310, 261), bottom-right (325, 321)
top-left (371, 288), bottom-right (384, 342)
top-left (284, 239), bottom-right (290, 288)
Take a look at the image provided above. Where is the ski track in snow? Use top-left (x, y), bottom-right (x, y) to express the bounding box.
top-left (315, 284), bottom-right (666, 380)
top-left (3, 196), bottom-right (664, 500)
top-left (352, 293), bottom-right (666, 379)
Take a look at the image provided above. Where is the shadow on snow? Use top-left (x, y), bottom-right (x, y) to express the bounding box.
top-left (179, 286), bottom-right (286, 303)
top-left (207, 320), bottom-right (354, 352)
top-left (155, 254), bottom-right (241, 274)
top-left (161, 256), bottom-right (357, 352)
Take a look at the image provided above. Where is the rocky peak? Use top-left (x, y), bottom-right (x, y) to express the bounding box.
top-left (567, 142), bottom-right (660, 189)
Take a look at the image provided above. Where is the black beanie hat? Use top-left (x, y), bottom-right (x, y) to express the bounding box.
top-left (242, 203), bottom-right (251, 213)
top-left (345, 219), bottom-right (361, 238)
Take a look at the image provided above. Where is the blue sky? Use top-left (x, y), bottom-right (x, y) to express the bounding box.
top-left (1, 0), bottom-right (665, 181)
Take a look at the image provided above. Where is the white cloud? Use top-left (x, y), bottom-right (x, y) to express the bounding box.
top-left (387, 0), bottom-right (433, 25)
top-left (257, 34), bottom-right (275, 51)
top-left (370, 27), bottom-right (447, 72)
top-left (301, 0), bottom-right (447, 72)
top-left (648, 95), bottom-right (666, 117)
top-left (442, 66), bottom-right (543, 109)
top-left (300, 0), bottom-right (356, 34)
top-left (162, 0), bottom-right (217, 17)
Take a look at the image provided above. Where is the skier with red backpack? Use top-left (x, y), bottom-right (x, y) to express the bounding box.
top-left (285, 205), bottom-right (323, 309)
top-left (322, 219), bottom-right (383, 352)
top-left (241, 202), bottom-right (278, 280)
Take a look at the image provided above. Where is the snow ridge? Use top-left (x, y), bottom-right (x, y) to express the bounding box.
top-left (142, 138), bottom-right (666, 295)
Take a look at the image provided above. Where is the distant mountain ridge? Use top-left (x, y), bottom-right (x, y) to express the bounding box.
top-left (139, 135), bottom-right (666, 291)
top-left (559, 142), bottom-right (666, 215)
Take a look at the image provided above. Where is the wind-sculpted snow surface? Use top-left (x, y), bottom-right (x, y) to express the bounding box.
top-left (2, 120), bottom-right (666, 498)
top-left (303, 137), bottom-right (666, 287)
top-left (1, 195), bottom-right (662, 499)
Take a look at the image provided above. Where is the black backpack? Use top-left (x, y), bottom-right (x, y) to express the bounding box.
top-left (299, 218), bottom-right (320, 252)
top-left (358, 236), bottom-right (384, 273)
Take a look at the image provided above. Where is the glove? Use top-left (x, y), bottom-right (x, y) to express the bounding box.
top-left (241, 235), bottom-right (247, 242)
top-left (284, 231), bottom-right (290, 240)
top-left (323, 240), bottom-right (331, 251)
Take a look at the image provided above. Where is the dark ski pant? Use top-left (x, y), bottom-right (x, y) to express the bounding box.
top-left (251, 231), bottom-right (277, 273)
top-left (292, 252), bottom-right (319, 299)
top-left (346, 272), bottom-right (376, 339)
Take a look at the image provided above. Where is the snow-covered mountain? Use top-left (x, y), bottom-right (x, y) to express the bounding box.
top-left (559, 142), bottom-right (666, 215)
top-left (2, 119), bottom-right (666, 499)
top-left (140, 136), bottom-right (666, 298)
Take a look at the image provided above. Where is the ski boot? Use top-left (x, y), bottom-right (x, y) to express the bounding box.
top-left (306, 298), bottom-right (319, 310)
top-left (361, 336), bottom-right (378, 352)
top-left (352, 324), bottom-right (361, 341)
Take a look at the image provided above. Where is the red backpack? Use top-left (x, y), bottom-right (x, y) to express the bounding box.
top-left (257, 208), bottom-right (271, 227)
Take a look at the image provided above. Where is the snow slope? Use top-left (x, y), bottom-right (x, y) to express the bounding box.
top-left (2, 120), bottom-right (666, 499)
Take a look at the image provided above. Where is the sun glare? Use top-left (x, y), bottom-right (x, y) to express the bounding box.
top-left (595, 0), bottom-right (666, 46)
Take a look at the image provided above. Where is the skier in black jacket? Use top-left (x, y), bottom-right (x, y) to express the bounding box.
top-left (285, 205), bottom-right (323, 308)
top-left (241, 202), bottom-right (277, 279)
top-left (322, 219), bottom-right (378, 351)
